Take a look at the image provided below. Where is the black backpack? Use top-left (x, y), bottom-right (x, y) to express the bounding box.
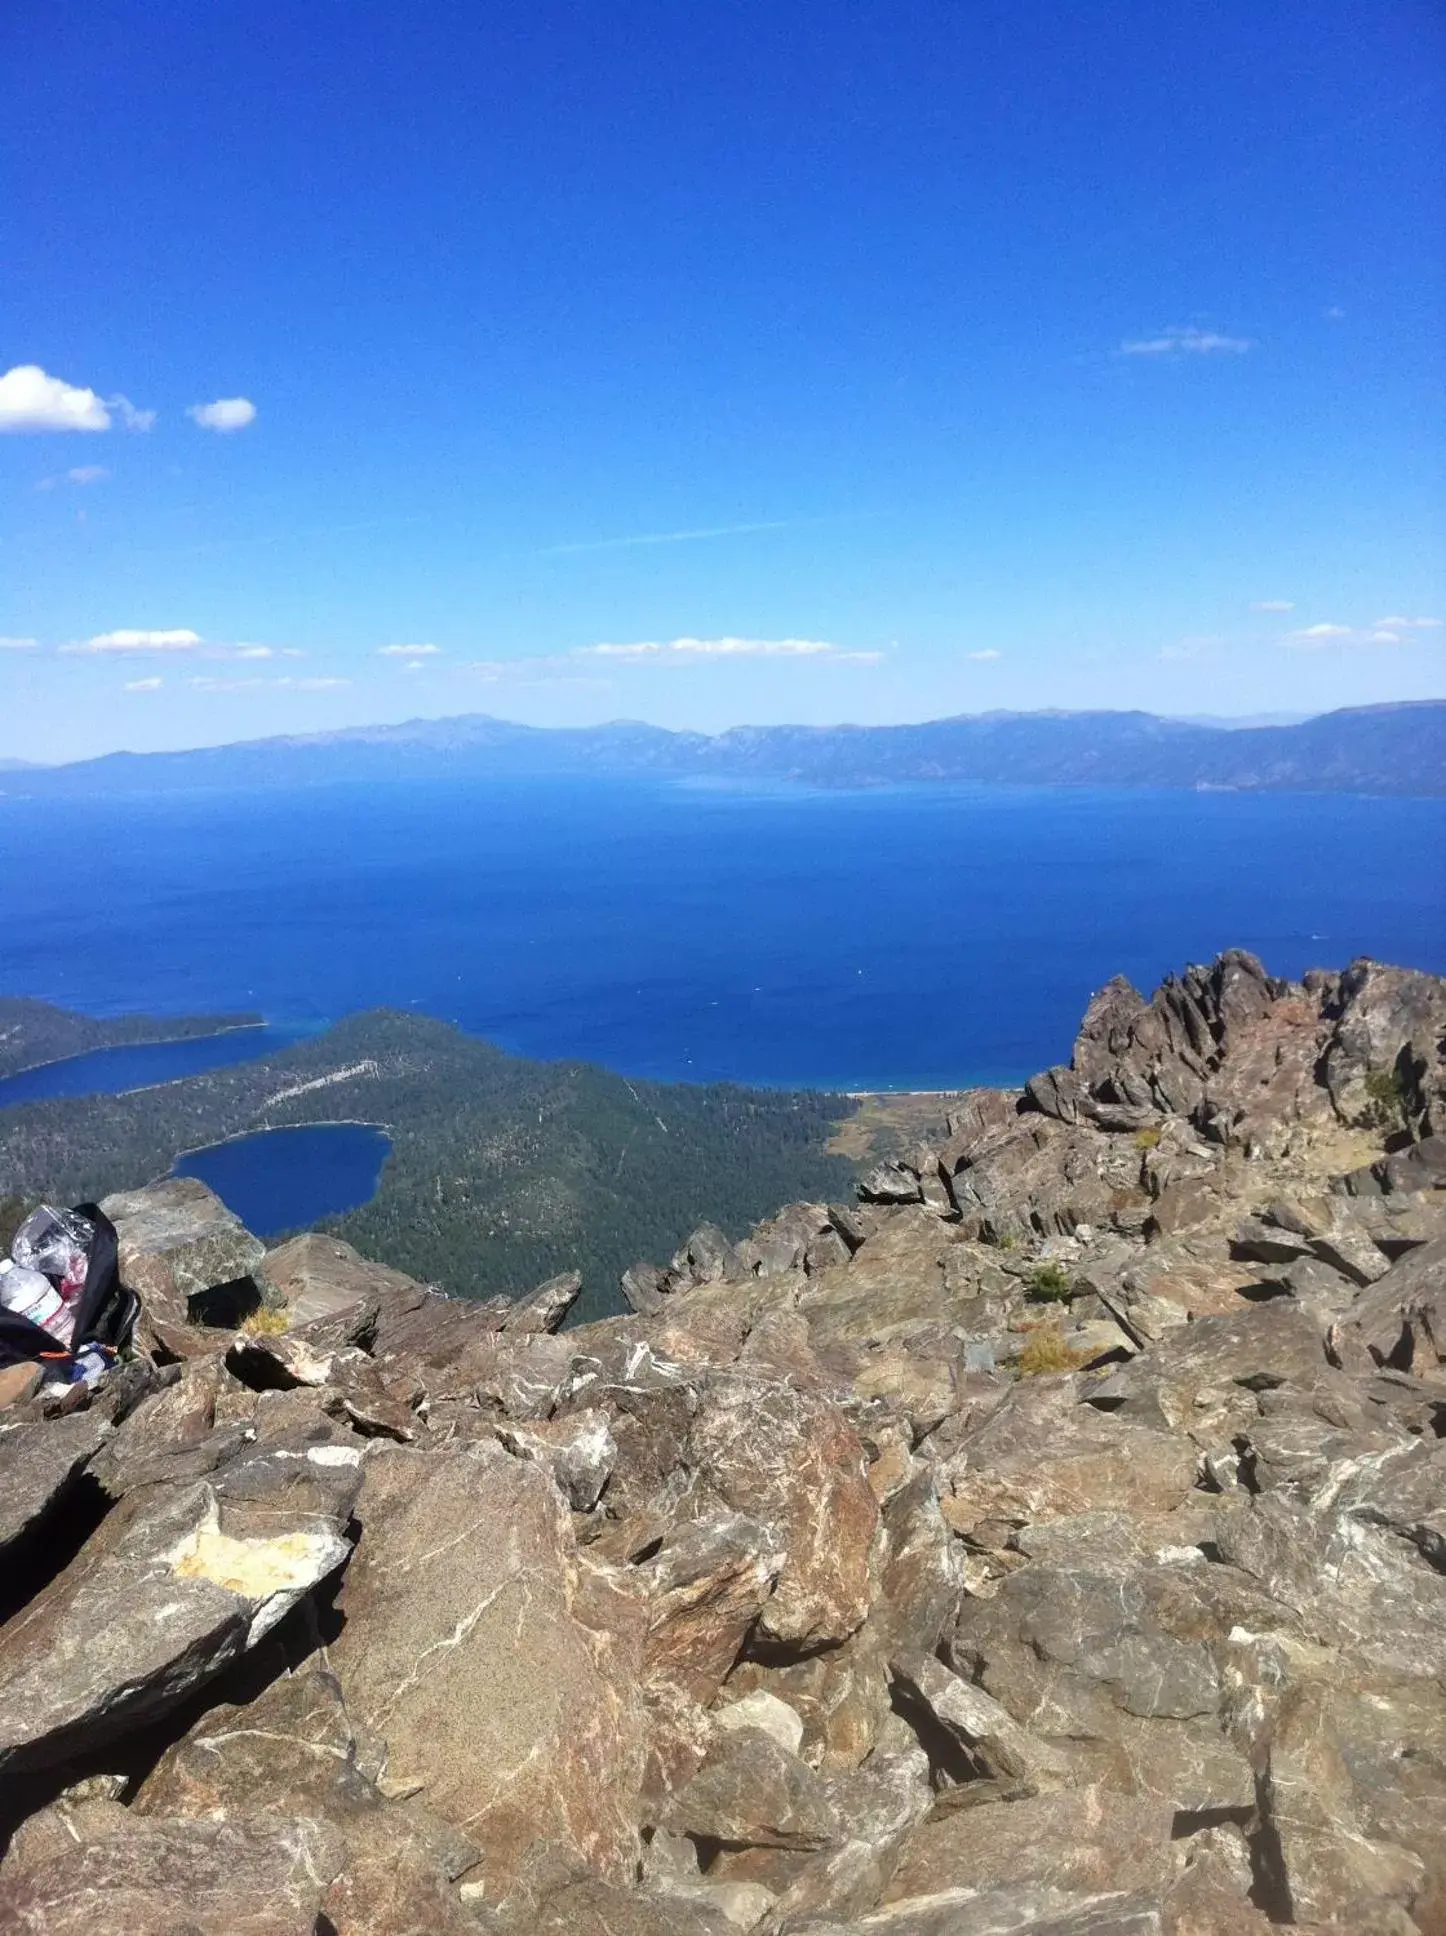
top-left (0, 1203), bottom-right (139, 1375)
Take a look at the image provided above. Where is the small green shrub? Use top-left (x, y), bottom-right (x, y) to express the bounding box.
top-left (1027, 1261), bottom-right (1072, 1303)
top-left (1133, 1125), bottom-right (1162, 1151)
top-left (1361, 1065), bottom-right (1409, 1131)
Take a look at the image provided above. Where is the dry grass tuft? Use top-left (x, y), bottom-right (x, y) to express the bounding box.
top-left (1017, 1327), bottom-right (1087, 1376)
top-left (239, 1305), bottom-right (290, 1337)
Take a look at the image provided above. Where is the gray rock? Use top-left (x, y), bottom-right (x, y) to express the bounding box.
top-left (665, 1725), bottom-right (840, 1850)
top-left (497, 1406), bottom-right (616, 1509)
top-left (100, 1177), bottom-right (265, 1329)
top-left (0, 1801), bottom-right (346, 1935)
top-left (501, 1269), bottom-right (583, 1335)
top-left (0, 1478), bottom-right (352, 1775)
top-left (889, 1652), bottom-right (1074, 1790)
top-left (0, 1409), bottom-right (112, 1563)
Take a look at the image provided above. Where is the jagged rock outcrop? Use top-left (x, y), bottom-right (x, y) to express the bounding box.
top-left (0, 950), bottom-right (1443, 1932)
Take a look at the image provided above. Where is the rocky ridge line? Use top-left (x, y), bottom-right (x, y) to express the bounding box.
top-left (0, 948), bottom-right (1443, 1934)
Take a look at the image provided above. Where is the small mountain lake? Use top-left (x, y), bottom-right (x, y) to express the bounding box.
top-left (172, 1122), bottom-right (392, 1239)
top-left (0, 1025), bottom-right (314, 1108)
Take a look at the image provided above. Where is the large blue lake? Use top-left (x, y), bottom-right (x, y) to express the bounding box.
top-left (1, 778), bottom-right (1442, 1092)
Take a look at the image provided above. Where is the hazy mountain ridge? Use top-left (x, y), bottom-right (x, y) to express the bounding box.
top-left (5, 699), bottom-right (1444, 796)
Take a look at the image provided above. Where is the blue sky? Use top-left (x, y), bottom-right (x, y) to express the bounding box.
top-left (1, 0), bottom-right (1442, 759)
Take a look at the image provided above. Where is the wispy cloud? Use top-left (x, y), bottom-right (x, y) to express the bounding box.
top-left (462, 636), bottom-right (885, 683)
top-left (187, 397), bottom-right (257, 433)
top-left (123, 677), bottom-right (164, 692)
top-left (966, 649), bottom-right (1002, 661)
top-left (59, 630), bottom-right (307, 661)
top-left (1250, 599), bottom-right (1294, 613)
top-left (111, 396), bottom-right (156, 432)
top-left (63, 628), bottom-right (205, 655)
top-left (1120, 327), bottom-right (1251, 358)
top-left (1282, 616), bottom-right (1439, 650)
top-left (539, 519), bottom-right (795, 557)
top-left (574, 636), bottom-right (881, 663)
top-left (188, 674), bottom-right (350, 693)
top-left (0, 637), bottom-right (39, 651)
top-left (377, 643), bottom-right (442, 659)
top-left (1159, 636), bottom-right (1224, 661)
top-left (36, 464), bottom-right (110, 491)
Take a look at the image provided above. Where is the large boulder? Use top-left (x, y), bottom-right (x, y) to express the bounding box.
top-left (0, 1475), bottom-right (352, 1776)
top-left (0, 1800), bottom-right (344, 1935)
top-left (325, 1440), bottom-right (647, 1893)
top-left (260, 1229), bottom-right (433, 1327)
top-left (687, 1372), bottom-right (879, 1648)
top-left (100, 1177), bottom-right (265, 1333)
top-left (0, 1409), bottom-right (112, 1568)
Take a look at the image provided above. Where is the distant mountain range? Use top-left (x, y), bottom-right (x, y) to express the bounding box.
top-left (4, 700), bottom-right (1444, 797)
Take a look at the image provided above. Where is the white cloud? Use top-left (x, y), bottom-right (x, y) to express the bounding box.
top-left (187, 397), bottom-right (257, 433)
top-left (0, 365), bottom-right (110, 433)
top-left (1324, 305), bottom-right (1346, 321)
top-left (123, 676), bottom-right (164, 692)
top-left (0, 636), bottom-right (38, 650)
top-left (377, 642), bottom-right (442, 658)
top-left (1120, 327), bottom-right (1251, 357)
top-left (1282, 616), bottom-right (1436, 650)
top-left (967, 649), bottom-right (1002, 661)
top-left (63, 628), bottom-right (205, 655)
top-left (0, 367), bottom-right (155, 433)
top-left (1287, 622), bottom-right (1353, 643)
top-left (1250, 599), bottom-right (1294, 613)
top-left (235, 644), bottom-right (275, 659)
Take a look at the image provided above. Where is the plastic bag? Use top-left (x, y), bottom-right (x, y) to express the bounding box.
top-left (12, 1204), bottom-right (94, 1306)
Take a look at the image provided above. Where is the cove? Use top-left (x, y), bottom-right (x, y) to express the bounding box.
top-left (0, 1025), bottom-right (316, 1110)
top-left (172, 1122), bottom-right (392, 1240)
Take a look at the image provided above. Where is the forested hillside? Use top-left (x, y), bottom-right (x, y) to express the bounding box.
top-left (0, 1009), bottom-right (855, 1320)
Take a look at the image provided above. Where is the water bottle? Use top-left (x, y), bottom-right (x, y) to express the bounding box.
top-left (0, 1259), bottom-right (75, 1345)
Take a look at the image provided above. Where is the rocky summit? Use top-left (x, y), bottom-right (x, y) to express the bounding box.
top-left (1, 950), bottom-right (1444, 1936)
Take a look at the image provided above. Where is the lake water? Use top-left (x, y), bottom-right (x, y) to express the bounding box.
top-left (172, 1123), bottom-right (393, 1240)
top-left (1, 778), bottom-right (1442, 1093)
top-left (0, 1024), bottom-right (315, 1108)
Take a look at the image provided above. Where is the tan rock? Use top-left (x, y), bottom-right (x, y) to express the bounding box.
top-left (882, 1786), bottom-right (1176, 1903)
top-left (327, 1441), bottom-right (647, 1891)
top-left (0, 1800), bottom-right (344, 1935)
top-left (638, 1510), bottom-right (782, 1707)
top-left (689, 1372), bottom-right (878, 1647)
